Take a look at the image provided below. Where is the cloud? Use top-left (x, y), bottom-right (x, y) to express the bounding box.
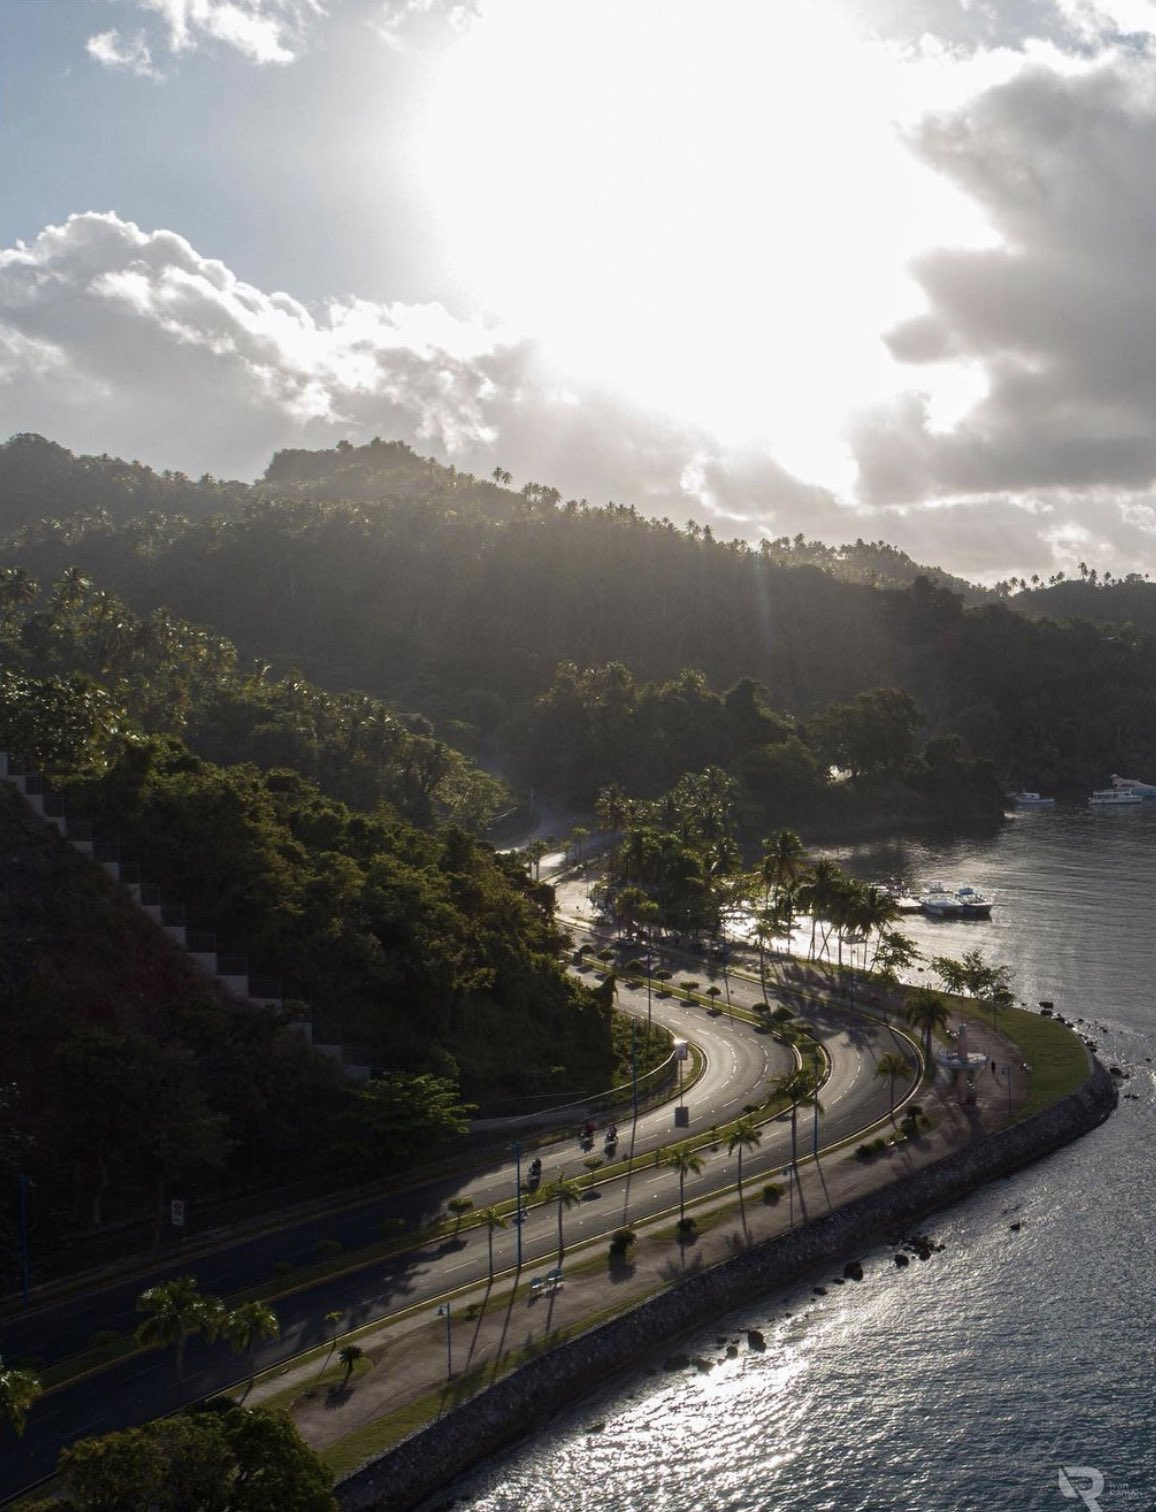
top-left (847, 0), bottom-right (1151, 53)
top-left (6, 209), bottom-right (1156, 584)
top-left (846, 58), bottom-right (1156, 560)
top-left (87, 0), bottom-right (325, 69)
top-left (86, 29), bottom-right (158, 77)
top-left (0, 212), bottom-right (834, 534)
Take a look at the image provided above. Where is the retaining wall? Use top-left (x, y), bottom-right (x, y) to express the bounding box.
top-left (337, 1059), bottom-right (1117, 1511)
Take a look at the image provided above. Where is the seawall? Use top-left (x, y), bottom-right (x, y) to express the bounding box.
top-left (337, 1059), bottom-right (1117, 1511)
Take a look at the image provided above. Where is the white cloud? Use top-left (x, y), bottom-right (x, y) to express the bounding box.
top-left (87, 0), bottom-right (326, 69)
top-left (7, 210), bottom-right (1156, 583)
top-left (85, 29), bottom-right (158, 76)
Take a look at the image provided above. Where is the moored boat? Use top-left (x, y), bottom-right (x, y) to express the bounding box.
top-left (919, 882), bottom-right (995, 920)
top-left (1110, 774), bottom-right (1156, 798)
top-left (1089, 787), bottom-right (1144, 806)
top-left (1010, 791), bottom-right (1055, 807)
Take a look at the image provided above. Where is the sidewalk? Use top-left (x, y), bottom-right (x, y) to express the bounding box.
top-left (262, 1013), bottom-right (1028, 1464)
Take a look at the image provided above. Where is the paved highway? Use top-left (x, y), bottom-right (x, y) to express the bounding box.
top-left (1, 937), bottom-right (914, 1503)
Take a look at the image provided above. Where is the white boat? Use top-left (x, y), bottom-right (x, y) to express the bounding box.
top-left (919, 882), bottom-right (994, 920)
top-left (1089, 787), bottom-right (1144, 806)
top-left (1010, 791), bottom-right (1055, 807)
top-left (1110, 774), bottom-right (1156, 798)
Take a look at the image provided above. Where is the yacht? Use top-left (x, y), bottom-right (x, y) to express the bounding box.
top-left (1110, 774), bottom-right (1156, 799)
top-left (1089, 787), bottom-right (1144, 806)
top-left (919, 882), bottom-right (994, 920)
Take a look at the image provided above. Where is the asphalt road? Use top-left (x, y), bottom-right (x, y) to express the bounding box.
top-left (1, 943), bottom-right (912, 1503)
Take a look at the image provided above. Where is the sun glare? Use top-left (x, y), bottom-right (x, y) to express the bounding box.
top-left (416, 0), bottom-right (994, 490)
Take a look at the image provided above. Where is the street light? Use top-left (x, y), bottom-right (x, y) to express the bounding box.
top-left (436, 1302), bottom-right (453, 1379)
top-left (511, 1141), bottom-right (523, 1268)
top-left (998, 1063), bottom-right (1013, 1115)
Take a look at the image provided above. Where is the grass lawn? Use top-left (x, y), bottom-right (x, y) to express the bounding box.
top-left (964, 1002), bottom-right (1091, 1118)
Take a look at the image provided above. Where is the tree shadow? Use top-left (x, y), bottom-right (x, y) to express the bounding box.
top-left (324, 1382), bottom-right (354, 1409)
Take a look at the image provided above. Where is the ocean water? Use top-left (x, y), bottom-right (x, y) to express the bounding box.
top-left (432, 805), bottom-right (1156, 1512)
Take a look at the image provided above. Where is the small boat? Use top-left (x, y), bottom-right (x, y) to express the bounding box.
top-left (1010, 791), bottom-right (1055, 808)
top-left (954, 884), bottom-right (994, 920)
top-left (1110, 774), bottom-right (1156, 799)
top-left (1089, 788), bottom-right (1144, 806)
top-left (919, 882), bottom-right (994, 920)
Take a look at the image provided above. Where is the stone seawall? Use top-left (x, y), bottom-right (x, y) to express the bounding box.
top-left (338, 1061), bottom-right (1117, 1512)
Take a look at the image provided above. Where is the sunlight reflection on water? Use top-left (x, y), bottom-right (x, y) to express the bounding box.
top-left (434, 808), bottom-right (1156, 1512)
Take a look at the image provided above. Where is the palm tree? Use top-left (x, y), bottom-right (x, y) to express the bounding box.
top-left (323, 1309), bottom-right (343, 1366)
top-left (0, 1357), bottom-right (41, 1437)
top-left (799, 858), bottom-right (845, 961)
top-left (903, 989), bottom-right (950, 1065)
top-left (221, 1300), bottom-right (280, 1389)
top-left (875, 1052), bottom-right (912, 1120)
top-left (540, 1175), bottom-right (583, 1262)
top-left (338, 1343), bottom-right (364, 1383)
top-left (727, 1117), bottom-right (762, 1211)
top-left (478, 1205), bottom-right (507, 1282)
top-left (759, 829), bottom-right (808, 908)
top-left (135, 1276), bottom-right (221, 1394)
top-left (524, 838), bottom-right (551, 881)
top-left (771, 1068), bottom-right (820, 1169)
top-left (665, 1143), bottom-right (705, 1225)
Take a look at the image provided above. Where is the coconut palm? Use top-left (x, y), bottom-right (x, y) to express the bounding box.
top-left (727, 1117), bottom-right (762, 1211)
top-left (771, 1068), bottom-right (821, 1169)
top-left (665, 1143), bottom-right (705, 1225)
top-left (759, 828), bottom-right (809, 907)
top-left (540, 1175), bottom-right (583, 1261)
top-left (221, 1300), bottom-right (280, 1389)
top-left (0, 1356), bottom-right (41, 1437)
top-left (875, 1052), bottom-right (913, 1120)
top-left (338, 1343), bottom-right (364, 1383)
top-left (478, 1205), bottom-right (508, 1282)
top-left (135, 1276), bottom-right (221, 1393)
top-left (903, 989), bottom-right (950, 1064)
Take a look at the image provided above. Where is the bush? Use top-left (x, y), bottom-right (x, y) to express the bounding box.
top-left (609, 1227), bottom-right (637, 1257)
top-left (762, 1182), bottom-right (785, 1204)
top-left (314, 1238), bottom-right (344, 1260)
top-left (676, 1215), bottom-right (697, 1234)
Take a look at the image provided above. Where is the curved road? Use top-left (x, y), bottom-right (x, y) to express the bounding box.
top-left (1, 934), bottom-right (914, 1503)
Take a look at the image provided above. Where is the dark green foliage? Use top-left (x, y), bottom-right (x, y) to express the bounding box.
top-left (40, 1402), bottom-right (336, 1512)
top-left (54, 741), bottom-right (612, 1104)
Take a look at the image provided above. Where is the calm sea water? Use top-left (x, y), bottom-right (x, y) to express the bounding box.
top-left (433, 805), bottom-right (1156, 1512)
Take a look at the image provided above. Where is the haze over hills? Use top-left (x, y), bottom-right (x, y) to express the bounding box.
top-left (3, 431), bottom-right (1156, 814)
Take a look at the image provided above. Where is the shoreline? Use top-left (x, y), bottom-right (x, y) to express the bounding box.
top-left (335, 1055), bottom-right (1117, 1511)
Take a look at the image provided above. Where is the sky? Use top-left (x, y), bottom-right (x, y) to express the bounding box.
top-left (7, 1), bottom-right (1156, 581)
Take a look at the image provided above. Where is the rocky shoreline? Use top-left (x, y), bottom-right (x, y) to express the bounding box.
top-left (336, 1057), bottom-right (1117, 1511)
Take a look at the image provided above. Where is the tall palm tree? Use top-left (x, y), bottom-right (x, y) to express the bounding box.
top-left (0, 1356), bottom-right (41, 1437)
top-left (540, 1175), bottom-right (583, 1262)
top-left (759, 829), bottom-right (809, 909)
top-left (135, 1276), bottom-right (221, 1394)
top-left (665, 1143), bottom-right (705, 1225)
top-left (903, 989), bottom-right (949, 1065)
top-left (221, 1300), bottom-right (280, 1389)
top-left (727, 1117), bottom-right (762, 1211)
top-left (478, 1205), bottom-right (507, 1282)
top-left (771, 1068), bottom-right (819, 1169)
top-left (799, 858), bottom-right (845, 961)
top-left (875, 1052), bottom-right (913, 1120)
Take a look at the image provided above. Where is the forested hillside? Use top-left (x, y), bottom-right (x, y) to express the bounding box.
top-left (4, 432), bottom-right (1156, 802)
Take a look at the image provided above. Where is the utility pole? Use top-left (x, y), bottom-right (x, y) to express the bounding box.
top-left (512, 1140), bottom-right (523, 1268)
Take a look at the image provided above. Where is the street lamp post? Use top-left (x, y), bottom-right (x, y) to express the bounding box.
top-left (436, 1302), bottom-right (452, 1379)
top-left (511, 1141), bottom-right (523, 1268)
